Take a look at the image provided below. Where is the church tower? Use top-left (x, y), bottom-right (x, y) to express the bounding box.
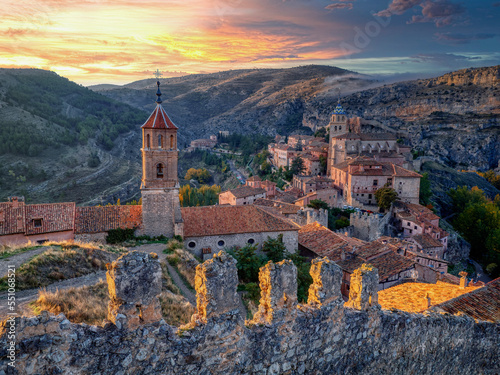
top-left (140, 81), bottom-right (183, 237)
top-left (327, 103), bottom-right (348, 177)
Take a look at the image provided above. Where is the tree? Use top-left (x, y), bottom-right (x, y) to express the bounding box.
top-left (262, 235), bottom-right (286, 263)
top-left (419, 172), bottom-right (432, 205)
top-left (307, 199), bottom-right (329, 210)
top-left (375, 185), bottom-right (398, 211)
top-left (448, 186), bottom-right (487, 213)
top-left (319, 154), bottom-right (327, 175)
top-left (289, 156), bottom-right (305, 177)
top-left (228, 245), bottom-right (265, 284)
top-left (184, 168), bottom-right (212, 184)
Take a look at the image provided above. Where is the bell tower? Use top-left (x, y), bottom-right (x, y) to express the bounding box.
top-left (327, 103), bottom-right (349, 177)
top-left (140, 81), bottom-right (183, 237)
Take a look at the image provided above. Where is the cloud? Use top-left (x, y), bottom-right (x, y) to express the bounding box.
top-left (409, 0), bottom-right (465, 26)
top-left (435, 32), bottom-right (496, 44)
top-left (325, 3), bottom-right (353, 10)
top-left (375, 0), bottom-right (421, 17)
top-left (375, 0), bottom-right (465, 26)
top-left (410, 53), bottom-right (480, 65)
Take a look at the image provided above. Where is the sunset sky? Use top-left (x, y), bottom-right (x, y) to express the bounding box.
top-left (1, 0), bottom-right (499, 85)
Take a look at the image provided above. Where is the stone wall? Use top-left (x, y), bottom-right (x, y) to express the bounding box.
top-left (74, 232), bottom-right (107, 243)
top-left (350, 212), bottom-right (388, 242)
top-left (140, 188), bottom-right (180, 237)
top-left (1, 251), bottom-right (499, 375)
top-left (184, 230), bottom-right (298, 259)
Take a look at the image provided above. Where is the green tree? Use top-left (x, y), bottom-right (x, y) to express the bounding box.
top-left (375, 185), bottom-right (398, 211)
top-left (319, 154), bottom-right (327, 175)
top-left (419, 172), bottom-right (432, 205)
top-left (228, 245), bottom-right (266, 284)
top-left (290, 156), bottom-right (305, 176)
top-left (184, 168), bottom-right (212, 184)
top-left (262, 235), bottom-right (286, 263)
top-left (448, 186), bottom-right (488, 213)
top-left (288, 253), bottom-right (313, 303)
top-left (307, 199), bottom-right (329, 210)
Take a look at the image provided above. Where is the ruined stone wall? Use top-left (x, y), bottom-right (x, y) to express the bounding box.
top-left (1, 251), bottom-right (499, 375)
top-left (350, 212), bottom-right (383, 242)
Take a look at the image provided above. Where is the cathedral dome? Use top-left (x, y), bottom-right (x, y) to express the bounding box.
top-left (332, 104), bottom-right (346, 115)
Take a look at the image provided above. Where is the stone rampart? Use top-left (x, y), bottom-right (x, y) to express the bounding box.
top-left (1, 251), bottom-right (499, 375)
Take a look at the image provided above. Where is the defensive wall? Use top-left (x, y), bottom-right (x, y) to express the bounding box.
top-left (1, 251), bottom-right (499, 375)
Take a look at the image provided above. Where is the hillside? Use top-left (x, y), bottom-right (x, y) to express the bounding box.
top-left (1, 65), bottom-right (499, 208)
top-left (0, 69), bottom-right (148, 205)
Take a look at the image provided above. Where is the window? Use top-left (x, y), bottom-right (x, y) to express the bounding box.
top-left (188, 241), bottom-right (196, 248)
top-left (33, 219), bottom-right (42, 228)
top-left (218, 240), bottom-right (225, 247)
top-left (156, 163), bottom-right (164, 178)
top-left (409, 229), bottom-right (413, 234)
top-left (247, 238), bottom-right (255, 244)
top-left (368, 194), bottom-right (372, 199)
top-left (158, 134), bottom-right (163, 148)
top-left (407, 222), bottom-right (411, 226)
top-left (170, 135), bottom-right (174, 149)
top-left (414, 226), bottom-right (417, 230)
top-left (146, 134), bottom-right (150, 148)
top-left (373, 179), bottom-right (378, 186)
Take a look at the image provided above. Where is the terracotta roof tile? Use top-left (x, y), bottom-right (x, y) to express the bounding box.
top-left (75, 205), bottom-right (142, 234)
top-left (24, 203), bottom-right (75, 235)
top-left (228, 186), bottom-right (266, 198)
top-left (181, 205), bottom-right (298, 238)
top-left (431, 278), bottom-right (500, 322)
top-left (298, 223), bottom-right (365, 262)
top-left (379, 281), bottom-right (481, 313)
top-left (141, 105), bottom-right (177, 129)
top-left (411, 234), bottom-right (444, 249)
top-left (0, 202), bottom-right (25, 235)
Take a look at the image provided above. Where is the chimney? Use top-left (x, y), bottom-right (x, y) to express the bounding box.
top-left (425, 293), bottom-right (432, 309)
top-left (459, 271), bottom-right (468, 289)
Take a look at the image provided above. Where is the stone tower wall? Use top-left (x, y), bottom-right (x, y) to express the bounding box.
top-left (140, 188), bottom-right (181, 237)
top-left (3, 251), bottom-right (499, 375)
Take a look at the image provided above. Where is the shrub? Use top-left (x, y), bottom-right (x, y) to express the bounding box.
top-left (106, 228), bottom-right (136, 244)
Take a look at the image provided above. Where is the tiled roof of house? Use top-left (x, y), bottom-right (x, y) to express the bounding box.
top-left (181, 205), bottom-right (299, 238)
top-left (333, 132), bottom-right (361, 140)
top-left (368, 251), bottom-right (416, 280)
top-left (228, 186), bottom-right (266, 199)
top-left (253, 199), bottom-right (301, 215)
top-left (411, 234), bottom-right (444, 249)
top-left (0, 202), bottom-right (26, 235)
top-left (391, 164), bottom-right (422, 178)
top-left (298, 223), bottom-right (365, 262)
top-left (430, 278), bottom-right (500, 322)
top-left (142, 105), bottom-right (177, 129)
top-left (355, 241), bottom-right (394, 260)
top-left (274, 191), bottom-right (300, 204)
top-left (24, 203), bottom-right (75, 235)
top-left (378, 281), bottom-right (481, 313)
top-left (75, 205), bottom-right (142, 234)
top-left (359, 133), bottom-right (397, 141)
top-left (332, 157), bottom-right (421, 179)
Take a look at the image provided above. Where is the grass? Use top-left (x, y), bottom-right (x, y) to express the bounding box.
top-left (31, 281), bottom-right (109, 325)
top-left (30, 260), bottom-right (195, 327)
top-left (0, 245), bottom-right (117, 291)
top-left (166, 248), bottom-right (199, 290)
top-left (0, 243), bottom-right (41, 259)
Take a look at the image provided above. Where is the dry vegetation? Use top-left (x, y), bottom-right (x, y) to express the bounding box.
top-left (166, 245), bottom-right (200, 289)
top-left (0, 242), bottom-right (40, 259)
top-left (31, 260), bottom-right (195, 326)
top-left (0, 244), bottom-right (117, 291)
top-left (33, 281), bottom-right (109, 325)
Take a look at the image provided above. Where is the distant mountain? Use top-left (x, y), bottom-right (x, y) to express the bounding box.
top-left (91, 65), bottom-right (376, 144)
top-left (1, 65), bottom-right (499, 208)
top-left (0, 68), bottom-right (148, 205)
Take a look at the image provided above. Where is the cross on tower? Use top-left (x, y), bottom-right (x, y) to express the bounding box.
top-left (153, 69), bottom-right (162, 79)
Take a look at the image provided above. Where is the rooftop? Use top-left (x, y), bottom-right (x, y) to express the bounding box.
top-left (410, 234), bottom-right (444, 249)
top-left (181, 205), bottom-right (299, 238)
top-left (226, 186), bottom-right (266, 198)
top-left (141, 104), bottom-right (177, 130)
top-left (378, 281), bottom-right (481, 313)
top-left (431, 278), bottom-right (500, 323)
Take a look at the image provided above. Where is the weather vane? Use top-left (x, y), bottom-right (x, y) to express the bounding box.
top-left (153, 69), bottom-right (162, 79)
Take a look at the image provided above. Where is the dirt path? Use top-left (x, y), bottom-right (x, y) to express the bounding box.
top-left (130, 243), bottom-right (197, 306)
top-left (0, 247), bottom-right (48, 278)
top-left (0, 271), bottom-right (107, 318)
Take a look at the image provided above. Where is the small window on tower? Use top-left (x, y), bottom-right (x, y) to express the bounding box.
top-left (156, 163), bottom-right (164, 178)
top-left (146, 134), bottom-right (150, 148)
top-left (158, 134), bottom-right (163, 148)
top-left (170, 135), bottom-right (174, 149)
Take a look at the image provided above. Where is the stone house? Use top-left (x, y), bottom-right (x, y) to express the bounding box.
top-left (294, 188), bottom-right (338, 208)
top-left (181, 205), bottom-right (299, 259)
top-left (329, 156), bottom-right (421, 208)
top-left (293, 175), bottom-right (334, 195)
top-left (218, 186), bottom-right (267, 205)
top-left (0, 198), bottom-right (75, 246)
top-left (301, 154), bottom-right (321, 175)
top-left (391, 201), bottom-right (449, 252)
top-left (272, 144), bottom-right (298, 169)
top-left (246, 176), bottom-right (277, 197)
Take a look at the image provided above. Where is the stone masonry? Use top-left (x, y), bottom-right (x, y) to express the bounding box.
top-left (1, 253), bottom-right (499, 375)
top-left (345, 263), bottom-right (380, 311)
top-left (106, 251), bottom-right (162, 330)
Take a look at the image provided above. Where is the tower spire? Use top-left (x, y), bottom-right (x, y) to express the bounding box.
top-left (156, 81), bottom-right (162, 104)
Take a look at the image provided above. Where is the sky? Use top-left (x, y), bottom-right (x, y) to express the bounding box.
top-left (0, 0), bottom-right (499, 85)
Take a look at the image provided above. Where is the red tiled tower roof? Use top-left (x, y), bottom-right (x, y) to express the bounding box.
top-left (141, 105), bottom-right (177, 129)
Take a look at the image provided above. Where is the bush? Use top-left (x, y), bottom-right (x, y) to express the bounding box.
top-left (106, 228), bottom-right (136, 244)
top-left (244, 282), bottom-right (260, 304)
